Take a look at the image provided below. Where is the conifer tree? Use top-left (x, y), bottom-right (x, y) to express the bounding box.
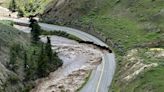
top-left (29, 18), bottom-right (41, 43)
top-left (9, 0), bottom-right (16, 12)
top-left (37, 43), bottom-right (48, 77)
top-left (45, 37), bottom-right (53, 62)
top-left (24, 52), bottom-right (27, 70)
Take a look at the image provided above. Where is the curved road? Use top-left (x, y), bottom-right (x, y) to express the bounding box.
top-left (0, 17), bottom-right (116, 92)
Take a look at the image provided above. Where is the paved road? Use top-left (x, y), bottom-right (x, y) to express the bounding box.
top-left (0, 17), bottom-right (116, 92)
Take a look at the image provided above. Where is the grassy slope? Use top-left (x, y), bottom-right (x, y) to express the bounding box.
top-left (134, 66), bottom-right (164, 92)
top-left (0, 21), bottom-right (29, 47)
top-left (72, 0), bottom-right (164, 92)
top-left (0, 21), bottom-right (30, 92)
top-left (78, 0), bottom-right (163, 50)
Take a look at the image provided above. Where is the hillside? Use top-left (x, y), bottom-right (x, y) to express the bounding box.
top-left (41, 0), bottom-right (164, 92)
top-left (0, 0), bottom-right (164, 92)
top-left (0, 20), bottom-right (63, 92)
top-left (0, 21), bottom-right (29, 92)
top-left (41, 0), bottom-right (95, 24)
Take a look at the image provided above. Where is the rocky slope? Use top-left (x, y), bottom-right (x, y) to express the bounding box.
top-left (41, 0), bottom-right (96, 24)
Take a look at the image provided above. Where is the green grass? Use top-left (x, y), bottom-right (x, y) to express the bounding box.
top-left (110, 48), bottom-right (164, 92)
top-left (0, 20), bottom-right (14, 26)
top-left (76, 0), bottom-right (163, 52)
top-left (79, 14), bottom-right (162, 53)
top-left (125, 65), bottom-right (164, 92)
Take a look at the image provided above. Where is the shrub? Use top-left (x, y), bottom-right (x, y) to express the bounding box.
top-left (7, 75), bottom-right (19, 84)
top-left (0, 20), bottom-right (14, 26)
top-left (9, 0), bottom-right (16, 12)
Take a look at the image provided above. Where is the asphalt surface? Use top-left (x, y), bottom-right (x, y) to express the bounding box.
top-left (0, 17), bottom-right (116, 92)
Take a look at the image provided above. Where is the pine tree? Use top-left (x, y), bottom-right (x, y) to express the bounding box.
top-left (29, 18), bottom-right (41, 43)
top-left (9, 44), bottom-right (21, 72)
top-left (37, 44), bottom-right (48, 77)
top-left (24, 51), bottom-right (27, 70)
top-left (46, 37), bottom-right (63, 70)
top-left (17, 8), bottom-right (24, 17)
top-left (9, 0), bottom-right (16, 12)
top-left (9, 49), bottom-right (16, 71)
top-left (45, 37), bottom-right (53, 62)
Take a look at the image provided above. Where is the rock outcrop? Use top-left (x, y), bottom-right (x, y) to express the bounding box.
top-left (41, 0), bottom-right (95, 24)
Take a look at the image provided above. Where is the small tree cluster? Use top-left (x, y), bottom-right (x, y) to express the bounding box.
top-left (37, 37), bottom-right (63, 77)
top-left (8, 22), bottom-right (63, 91)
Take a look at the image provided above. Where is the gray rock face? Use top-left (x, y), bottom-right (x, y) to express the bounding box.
top-left (151, 9), bottom-right (164, 22)
top-left (143, 22), bottom-right (160, 32)
top-left (41, 0), bottom-right (95, 24)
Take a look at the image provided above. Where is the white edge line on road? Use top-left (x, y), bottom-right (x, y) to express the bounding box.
top-left (96, 55), bottom-right (105, 92)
